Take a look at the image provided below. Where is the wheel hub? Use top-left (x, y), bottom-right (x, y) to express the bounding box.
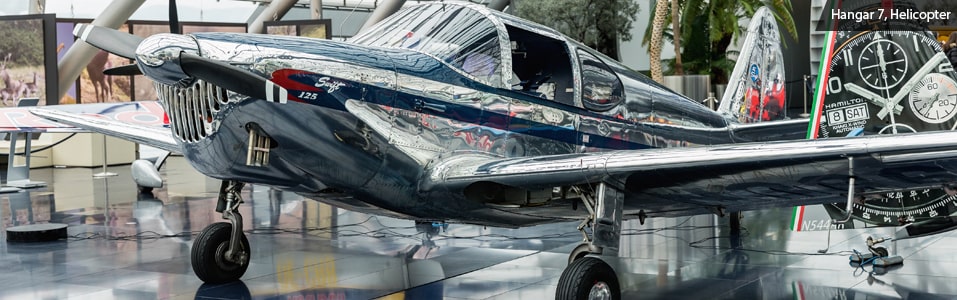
top-left (587, 281), bottom-right (612, 300)
top-left (214, 241), bottom-right (245, 270)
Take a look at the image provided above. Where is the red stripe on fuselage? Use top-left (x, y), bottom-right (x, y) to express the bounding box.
top-left (271, 69), bottom-right (323, 92)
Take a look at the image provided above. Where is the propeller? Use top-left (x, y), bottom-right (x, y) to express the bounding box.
top-left (169, 0), bottom-right (180, 34)
top-left (73, 24), bottom-right (142, 60)
top-left (103, 64), bottom-right (142, 76)
top-left (76, 0), bottom-right (286, 102)
top-left (180, 53), bottom-right (288, 103)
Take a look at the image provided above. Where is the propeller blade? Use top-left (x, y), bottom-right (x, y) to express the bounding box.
top-left (73, 24), bottom-right (143, 60)
top-left (169, 0), bottom-right (180, 34)
top-left (179, 53), bottom-right (287, 103)
top-left (103, 64), bottom-right (142, 76)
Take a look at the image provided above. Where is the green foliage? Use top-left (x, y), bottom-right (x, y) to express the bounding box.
top-left (0, 19), bottom-right (45, 68)
top-left (642, 0), bottom-right (797, 83)
top-left (514, 0), bottom-right (640, 60)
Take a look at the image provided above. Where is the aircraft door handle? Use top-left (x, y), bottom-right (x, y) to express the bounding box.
top-left (414, 99), bottom-right (446, 113)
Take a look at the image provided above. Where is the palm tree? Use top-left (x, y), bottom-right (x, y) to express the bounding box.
top-left (644, 0), bottom-right (797, 84)
top-left (649, 0), bottom-right (669, 83)
top-left (671, 0), bottom-right (683, 75)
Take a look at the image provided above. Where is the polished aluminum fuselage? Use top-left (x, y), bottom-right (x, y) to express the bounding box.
top-left (151, 30), bottom-right (957, 228)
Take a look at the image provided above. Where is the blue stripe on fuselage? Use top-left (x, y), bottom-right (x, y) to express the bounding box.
top-left (193, 33), bottom-right (648, 150)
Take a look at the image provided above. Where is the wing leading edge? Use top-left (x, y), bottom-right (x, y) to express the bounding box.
top-left (425, 132), bottom-right (957, 213)
top-left (28, 102), bottom-right (179, 153)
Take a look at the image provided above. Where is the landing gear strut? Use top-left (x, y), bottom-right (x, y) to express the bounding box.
top-left (557, 182), bottom-right (623, 300)
top-left (191, 181), bottom-right (250, 283)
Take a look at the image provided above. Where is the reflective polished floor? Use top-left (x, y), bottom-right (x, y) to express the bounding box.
top-left (1, 156), bottom-right (957, 299)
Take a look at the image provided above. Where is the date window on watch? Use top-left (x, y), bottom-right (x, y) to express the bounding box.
top-left (825, 103), bottom-right (869, 124)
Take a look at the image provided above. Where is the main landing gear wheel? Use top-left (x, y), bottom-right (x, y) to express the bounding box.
top-left (191, 222), bottom-right (250, 283)
top-left (556, 257), bottom-right (620, 300)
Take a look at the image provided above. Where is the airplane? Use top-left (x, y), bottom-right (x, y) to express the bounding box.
top-left (17, 1), bottom-right (957, 299)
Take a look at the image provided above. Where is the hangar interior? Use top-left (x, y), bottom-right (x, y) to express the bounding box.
top-left (2, 157), bottom-right (957, 299)
top-left (0, 0), bottom-right (955, 299)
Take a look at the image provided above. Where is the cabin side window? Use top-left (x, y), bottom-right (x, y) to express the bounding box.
top-left (505, 25), bottom-right (575, 106)
top-left (577, 50), bottom-right (624, 112)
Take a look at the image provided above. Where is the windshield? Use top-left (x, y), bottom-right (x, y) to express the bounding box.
top-left (352, 4), bottom-right (505, 87)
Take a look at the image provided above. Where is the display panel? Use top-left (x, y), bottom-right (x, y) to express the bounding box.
top-left (182, 23), bottom-right (246, 34)
top-left (264, 19), bottom-right (331, 39)
top-left (0, 14), bottom-right (57, 107)
top-left (796, 0), bottom-right (957, 232)
top-left (57, 19), bottom-right (132, 104)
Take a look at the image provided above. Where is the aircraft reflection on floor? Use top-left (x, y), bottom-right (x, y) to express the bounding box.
top-left (2, 160), bottom-right (957, 298)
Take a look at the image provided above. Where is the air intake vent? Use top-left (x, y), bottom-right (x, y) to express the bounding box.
top-left (154, 80), bottom-right (232, 143)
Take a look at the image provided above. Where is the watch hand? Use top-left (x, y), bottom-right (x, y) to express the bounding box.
top-left (921, 97), bottom-right (938, 116)
top-left (846, 83), bottom-right (902, 118)
top-left (875, 47), bottom-right (899, 133)
top-left (882, 52), bottom-right (948, 117)
top-left (876, 42), bottom-right (888, 73)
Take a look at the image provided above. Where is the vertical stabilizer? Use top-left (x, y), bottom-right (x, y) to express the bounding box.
top-left (717, 7), bottom-right (787, 124)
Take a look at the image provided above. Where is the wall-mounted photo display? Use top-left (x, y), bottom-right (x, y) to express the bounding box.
top-left (57, 20), bottom-right (248, 102)
top-left (0, 14), bottom-right (57, 107)
top-left (57, 19), bottom-right (132, 104)
top-left (264, 19), bottom-right (332, 39)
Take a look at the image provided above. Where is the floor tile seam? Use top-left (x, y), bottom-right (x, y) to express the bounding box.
top-left (780, 265), bottom-right (857, 272)
top-left (472, 281), bottom-right (539, 300)
top-left (31, 283), bottom-right (112, 299)
top-left (446, 250), bottom-right (557, 296)
top-left (116, 284), bottom-right (196, 300)
top-left (845, 276), bottom-right (877, 292)
top-left (374, 249), bottom-right (550, 300)
top-left (54, 271), bottom-right (160, 291)
top-left (240, 260), bottom-right (389, 285)
top-left (715, 269), bottom-right (782, 298)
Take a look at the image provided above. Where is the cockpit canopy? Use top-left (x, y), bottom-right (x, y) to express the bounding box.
top-left (352, 3), bottom-right (510, 87)
top-left (351, 2), bottom-right (720, 129)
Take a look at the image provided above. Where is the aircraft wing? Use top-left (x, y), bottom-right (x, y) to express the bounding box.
top-left (425, 131), bottom-right (957, 215)
top-left (19, 101), bottom-right (179, 153)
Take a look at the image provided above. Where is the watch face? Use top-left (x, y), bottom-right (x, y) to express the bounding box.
top-left (818, 30), bottom-right (957, 138)
top-left (909, 73), bottom-right (957, 124)
top-left (857, 38), bottom-right (907, 90)
top-left (804, 0), bottom-right (957, 232)
top-left (825, 189), bottom-right (957, 227)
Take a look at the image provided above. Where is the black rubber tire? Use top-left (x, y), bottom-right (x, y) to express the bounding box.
top-left (556, 257), bottom-right (620, 300)
top-left (191, 222), bottom-right (250, 283)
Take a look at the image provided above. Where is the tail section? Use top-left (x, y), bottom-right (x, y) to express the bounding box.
top-left (717, 7), bottom-right (787, 124)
